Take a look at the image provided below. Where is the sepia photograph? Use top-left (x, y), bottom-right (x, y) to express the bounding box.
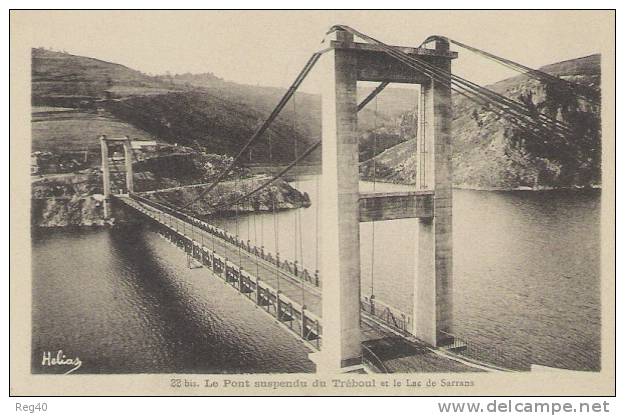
top-left (9, 9), bottom-right (615, 396)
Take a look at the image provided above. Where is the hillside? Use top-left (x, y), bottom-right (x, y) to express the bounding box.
top-left (361, 54), bottom-right (602, 189)
top-left (32, 48), bottom-right (600, 190)
top-left (32, 48), bottom-right (171, 153)
top-left (30, 48), bottom-right (328, 226)
top-left (31, 48), bottom-right (316, 163)
top-left (32, 48), bottom-right (176, 105)
top-left (32, 106), bottom-right (159, 153)
top-left (31, 48), bottom-right (416, 165)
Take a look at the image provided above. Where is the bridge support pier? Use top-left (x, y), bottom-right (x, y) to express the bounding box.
top-left (412, 38), bottom-right (454, 346)
top-left (313, 30), bottom-right (456, 372)
top-left (315, 30), bottom-right (363, 373)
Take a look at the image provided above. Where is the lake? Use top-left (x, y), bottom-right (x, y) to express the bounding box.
top-left (31, 177), bottom-right (601, 373)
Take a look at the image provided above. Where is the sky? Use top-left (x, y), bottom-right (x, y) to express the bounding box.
top-left (13, 10), bottom-right (613, 91)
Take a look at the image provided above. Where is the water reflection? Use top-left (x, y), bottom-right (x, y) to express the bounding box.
top-left (32, 226), bottom-right (314, 374)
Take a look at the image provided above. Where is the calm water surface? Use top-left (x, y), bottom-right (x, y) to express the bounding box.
top-left (32, 176), bottom-right (601, 373)
top-left (32, 226), bottom-right (314, 374)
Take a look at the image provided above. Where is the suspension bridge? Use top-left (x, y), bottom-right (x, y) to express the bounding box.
top-left (97, 26), bottom-right (598, 373)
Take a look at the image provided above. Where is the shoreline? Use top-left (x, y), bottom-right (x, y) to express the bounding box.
top-left (453, 184), bottom-right (602, 192)
top-left (359, 176), bottom-right (602, 192)
top-left (30, 179), bottom-right (601, 229)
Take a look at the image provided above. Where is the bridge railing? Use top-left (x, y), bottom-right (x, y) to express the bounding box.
top-left (129, 193), bottom-right (320, 288)
top-left (360, 295), bottom-right (412, 335)
top-left (208, 243), bottom-right (322, 351)
top-left (130, 203), bottom-right (324, 351)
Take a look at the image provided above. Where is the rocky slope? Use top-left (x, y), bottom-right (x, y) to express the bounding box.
top-left (32, 195), bottom-right (118, 227)
top-left (361, 54), bottom-right (601, 189)
top-left (145, 176), bottom-right (311, 216)
top-left (32, 172), bottom-right (309, 226)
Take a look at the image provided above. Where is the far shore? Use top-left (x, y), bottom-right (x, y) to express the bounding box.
top-left (357, 175), bottom-right (601, 192)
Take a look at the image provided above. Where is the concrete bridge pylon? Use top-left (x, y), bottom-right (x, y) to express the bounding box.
top-left (313, 29), bottom-right (456, 373)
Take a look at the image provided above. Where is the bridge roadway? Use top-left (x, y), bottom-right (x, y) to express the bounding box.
top-left (116, 194), bottom-right (485, 373)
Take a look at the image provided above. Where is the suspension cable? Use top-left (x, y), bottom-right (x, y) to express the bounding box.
top-left (330, 25), bottom-right (587, 163)
top-left (345, 26), bottom-right (573, 136)
top-left (136, 25), bottom-right (588, 225)
top-left (422, 35), bottom-right (600, 106)
top-left (358, 81), bottom-right (390, 111)
top-left (330, 25), bottom-right (576, 143)
top-left (178, 51), bottom-right (325, 211)
top-left (210, 59), bottom-right (393, 213)
top-left (415, 49), bottom-right (571, 138)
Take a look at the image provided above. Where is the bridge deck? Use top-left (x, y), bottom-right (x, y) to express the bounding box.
top-left (119, 195), bottom-right (322, 316)
top-left (117, 195), bottom-right (487, 373)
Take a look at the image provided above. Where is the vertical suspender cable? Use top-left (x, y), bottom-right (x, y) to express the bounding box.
top-left (260, 199), bottom-right (265, 259)
top-left (273, 197), bottom-right (280, 292)
top-left (293, 94), bottom-right (306, 307)
top-left (236, 175), bottom-right (242, 269)
top-left (298, 199), bottom-right (304, 271)
top-left (314, 170), bottom-right (320, 283)
top-left (293, 97), bottom-right (299, 276)
top-left (247, 200), bottom-right (251, 241)
top-left (269, 131), bottom-right (280, 293)
top-left (253, 208), bottom-right (260, 282)
top-left (420, 82), bottom-right (428, 189)
top-left (247, 197), bottom-right (251, 266)
top-left (261, 134), bottom-right (268, 266)
top-left (212, 213), bottom-right (216, 254)
top-left (370, 95), bottom-right (378, 298)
